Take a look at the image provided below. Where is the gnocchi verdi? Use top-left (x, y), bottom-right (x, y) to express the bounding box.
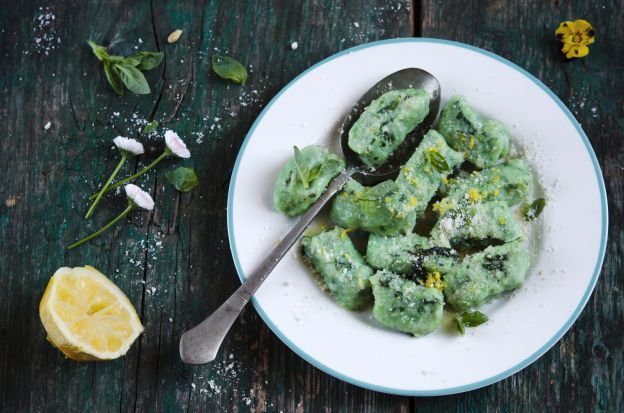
top-left (273, 145), bottom-right (345, 216)
top-left (348, 88), bottom-right (430, 168)
top-left (438, 95), bottom-right (510, 169)
top-left (301, 227), bottom-right (373, 311)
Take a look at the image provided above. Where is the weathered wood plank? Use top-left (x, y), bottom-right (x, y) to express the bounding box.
top-left (416, 0), bottom-right (623, 412)
top-left (0, 0), bottom-right (414, 412)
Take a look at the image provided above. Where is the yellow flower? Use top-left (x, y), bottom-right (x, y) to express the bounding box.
top-left (555, 19), bottom-right (595, 59)
top-left (408, 196), bottom-right (418, 207)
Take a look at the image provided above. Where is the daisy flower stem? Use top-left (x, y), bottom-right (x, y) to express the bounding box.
top-left (69, 203), bottom-right (134, 249)
top-left (85, 155), bottom-right (128, 219)
top-left (87, 150), bottom-right (171, 201)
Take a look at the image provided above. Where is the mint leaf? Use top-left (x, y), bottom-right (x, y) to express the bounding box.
top-left (523, 198), bottom-right (546, 221)
top-left (142, 120), bottom-right (159, 135)
top-left (212, 55), bottom-right (248, 84)
top-left (115, 63), bottom-right (150, 94)
top-left (166, 167), bottom-right (199, 192)
top-left (425, 150), bottom-right (450, 172)
top-left (293, 146), bottom-right (310, 189)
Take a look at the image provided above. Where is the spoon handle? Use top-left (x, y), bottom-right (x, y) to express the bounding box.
top-left (179, 167), bottom-right (355, 364)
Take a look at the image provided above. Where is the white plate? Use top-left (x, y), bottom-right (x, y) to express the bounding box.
top-left (227, 39), bottom-right (607, 395)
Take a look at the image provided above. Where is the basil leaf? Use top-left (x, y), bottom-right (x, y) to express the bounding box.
top-left (166, 167), bottom-right (199, 192)
top-left (425, 150), bottom-right (450, 172)
top-left (459, 311), bottom-right (489, 327)
top-left (123, 55), bottom-right (143, 67)
top-left (103, 62), bottom-right (125, 96)
top-left (319, 158), bottom-right (344, 175)
top-left (523, 198), bottom-right (546, 221)
top-left (115, 63), bottom-right (151, 94)
top-left (87, 40), bottom-right (109, 61)
top-left (106, 55), bottom-right (125, 63)
top-left (356, 180), bottom-right (398, 201)
top-left (307, 164), bottom-right (323, 183)
top-left (129, 51), bottom-right (164, 71)
top-left (142, 120), bottom-right (159, 135)
top-left (293, 146), bottom-right (310, 189)
top-left (454, 317), bottom-right (465, 335)
top-left (212, 55), bottom-right (248, 84)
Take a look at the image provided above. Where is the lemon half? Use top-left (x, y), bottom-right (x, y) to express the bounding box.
top-left (39, 266), bottom-right (143, 361)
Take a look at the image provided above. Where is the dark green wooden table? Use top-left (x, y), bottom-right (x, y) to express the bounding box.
top-left (1, 1), bottom-right (622, 411)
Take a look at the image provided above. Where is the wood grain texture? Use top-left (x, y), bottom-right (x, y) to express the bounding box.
top-left (0, 0), bottom-right (413, 411)
top-left (417, 0), bottom-right (624, 412)
top-left (0, 0), bottom-right (622, 412)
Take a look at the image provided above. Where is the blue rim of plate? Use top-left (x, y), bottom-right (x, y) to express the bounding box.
top-left (226, 38), bottom-right (608, 396)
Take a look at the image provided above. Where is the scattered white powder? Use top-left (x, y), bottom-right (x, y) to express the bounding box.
top-left (33, 7), bottom-right (59, 56)
top-left (353, 22), bottom-right (360, 28)
top-left (44, 122), bottom-right (51, 130)
top-left (290, 41), bottom-right (298, 50)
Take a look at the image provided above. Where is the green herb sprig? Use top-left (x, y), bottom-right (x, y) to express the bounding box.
top-left (88, 40), bottom-right (164, 95)
top-left (523, 198), bottom-right (546, 221)
top-left (293, 146), bottom-right (343, 189)
top-left (353, 180), bottom-right (398, 202)
top-left (454, 311), bottom-right (489, 335)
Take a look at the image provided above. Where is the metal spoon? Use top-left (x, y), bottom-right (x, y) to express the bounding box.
top-left (179, 68), bottom-right (441, 364)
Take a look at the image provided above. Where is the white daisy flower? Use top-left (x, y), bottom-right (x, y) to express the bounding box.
top-left (125, 184), bottom-right (155, 210)
top-left (113, 136), bottom-right (144, 156)
top-left (164, 130), bottom-right (191, 158)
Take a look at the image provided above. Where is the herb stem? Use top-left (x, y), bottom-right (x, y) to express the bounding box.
top-left (85, 155), bottom-right (127, 219)
top-left (68, 203), bottom-right (134, 249)
top-left (87, 150), bottom-right (171, 200)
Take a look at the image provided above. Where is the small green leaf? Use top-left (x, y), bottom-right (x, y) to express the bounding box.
top-left (212, 55), bottom-right (248, 84)
top-left (459, 311), bottom-right (489, 327)
top-left (425, 150), bottom-right (450, 172)
top-left (355, 180), bottom-right (398, 202)
top-left (454, 317), bottom-right (465, 335)
top-left (293, 146), bottom-right (310, 189)
top-left (166, 167), bottom-right (199, 192)
top-left (103, 62), bottom-right (124, 95)
top-left (87, 40), bottom-right (109, 61)
top-left (129, 51), bottom-right (164, 71)
top-left (319, 158), bottom-right (344, 175)
top-left (307, 164), bottom-right (323, 183)
top-left (523, 198), bottom-right (546, 221)
top-left (115, 63), bottom-right (151, 94)
top-left (142, 120), bottom-right (159, 135)
top-left (122, 55), bottom-right (143, 67)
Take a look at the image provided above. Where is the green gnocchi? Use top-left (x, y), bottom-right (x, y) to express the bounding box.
top-left (273, 93), bottom-right (543, 338)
